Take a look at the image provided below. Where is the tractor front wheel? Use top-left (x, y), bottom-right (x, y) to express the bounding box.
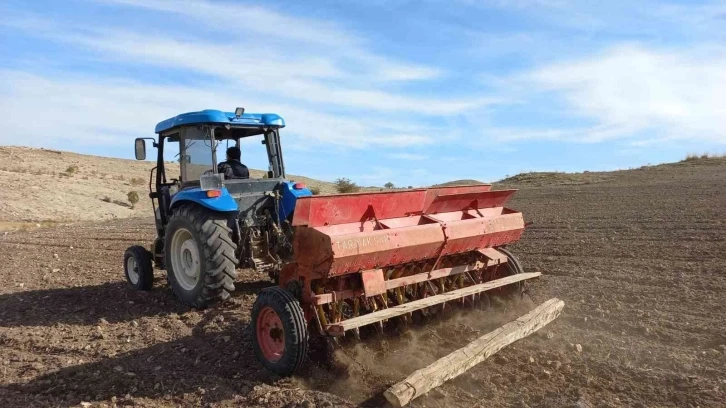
top-left (251, 287), bottom-right (309, 376)
top-left (165, 204), bottom-right (238, 309)
top-left (124, 245), bottom-right (154, 290)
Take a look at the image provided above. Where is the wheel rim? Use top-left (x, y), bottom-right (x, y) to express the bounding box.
top-left (256, 306), bottom-right (285, 363)
top-left (126, 256), bottom-right (139, 285)
top-left (170, 227), bottom-right (201, 291)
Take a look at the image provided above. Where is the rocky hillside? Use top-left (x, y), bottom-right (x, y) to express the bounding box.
top-left (3, 146), bottom-right (723, 230)
top-left (0, 146), bottom-right (337, 227)
top-left (494, 155), bottom-right (726, 189)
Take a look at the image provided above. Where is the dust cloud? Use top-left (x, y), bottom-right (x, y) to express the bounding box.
top-left (296, 296), bottom-right (538, 405)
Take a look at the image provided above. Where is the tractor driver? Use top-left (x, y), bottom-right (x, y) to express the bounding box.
top-left (217, 146), bottom-right (250, 179)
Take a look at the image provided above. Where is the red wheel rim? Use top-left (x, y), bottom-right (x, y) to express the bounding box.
top-left (256, 306), bottom-right (285, 363)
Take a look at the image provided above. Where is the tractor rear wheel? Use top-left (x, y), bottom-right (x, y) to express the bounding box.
top-left (251, 287), bottom-right (309, 376)
top-left (165, 204), bottom-right (238, 309)
top-left (124, 245), bottom-right (154, 290)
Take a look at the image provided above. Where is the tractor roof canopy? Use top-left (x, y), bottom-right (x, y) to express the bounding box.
top-left (155, 109), bottom-right (285, 135)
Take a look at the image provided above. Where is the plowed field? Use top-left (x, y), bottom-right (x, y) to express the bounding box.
top-left (1, 159), bottom-right (724, 407)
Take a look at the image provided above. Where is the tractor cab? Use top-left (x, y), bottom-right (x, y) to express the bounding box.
top-left (130, 108), bottom-right (311, 287)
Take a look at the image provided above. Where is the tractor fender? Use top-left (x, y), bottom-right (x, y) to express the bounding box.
top-left (169, 187), bottom-right (238, 213)
top-left (278, 181), bottom-right (312, 222)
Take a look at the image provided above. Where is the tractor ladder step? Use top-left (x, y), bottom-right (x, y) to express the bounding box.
top-left (324, 272), bottom-right (541, 336)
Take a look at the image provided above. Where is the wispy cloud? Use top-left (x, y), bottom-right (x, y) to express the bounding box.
top-left (522, 45), bottom-right (726, 144)
top-left (99, 0), bottom-right (360, 48)
top-left (98, 0), bottom-right (444, 83)
top-left (2, 16), bottom-right (488, 115)
top-left (0, 70), bottom-right (441, 150)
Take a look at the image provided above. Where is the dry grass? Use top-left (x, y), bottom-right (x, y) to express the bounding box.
top-left (682, 152), bottom-right (726, 162)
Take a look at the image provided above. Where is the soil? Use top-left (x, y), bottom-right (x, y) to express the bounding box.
top-left (1, 156), bottom-right (725, 407)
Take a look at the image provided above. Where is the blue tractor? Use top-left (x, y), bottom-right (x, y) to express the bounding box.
top-left (123, 108), bottom-right (311, 309)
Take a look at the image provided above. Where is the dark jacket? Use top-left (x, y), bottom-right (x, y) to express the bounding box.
top-left (217, 159), bottom-right (249, 179)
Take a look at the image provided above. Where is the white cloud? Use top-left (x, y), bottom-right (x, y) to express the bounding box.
top-left (99, 0), bottom-right (359, 48)
top-left (2, 17), bottom-right (487, 115)
top-left (516, 45), bottom-right (726, 144)
top-left (0, 71), bottom-right (437, 149)
top-left (98, 0), bottom-right (443, 82)
top-left (0, 71), bottom-right (196, 146)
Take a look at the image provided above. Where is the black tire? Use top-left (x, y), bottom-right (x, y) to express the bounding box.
top-left (164, 204), bottom-right (238, 309)
top-left (251, 287), bottom-right (309, 376)
top-left (124, 245), bottom-right (154, 290)
top-left (498, 247), bottom-right (525, 296)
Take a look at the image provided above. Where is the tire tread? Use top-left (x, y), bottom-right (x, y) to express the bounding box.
top-left (165, 204), bottom-right (238, 308)
top-left (124, 245), bottom-right (154, 291)
top-left (251, 287), bottom-right (309, 376)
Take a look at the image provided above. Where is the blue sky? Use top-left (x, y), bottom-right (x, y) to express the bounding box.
top-left (1, 0), bottom-right (725, 186)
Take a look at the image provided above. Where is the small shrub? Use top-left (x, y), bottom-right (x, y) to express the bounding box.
top-left (334, 178), bottom-right (360, 193)
top-left (407, 185), bottom-right (413, 189)
top-left (683, 153), bottom-right (699, 162)
top-left (66, 165), bottom-right (78, 174)
top-left (130, 177), bottom-right (146, 186)
top-left (127, 191), bottom-right (139, 209)
top-left (384, 182), bottom-right (395, 189)
top-left (102, 196), bottom-right (112, 203)
top-left (309, 186), bottom-right (321, 195)
top-left (113, 174), bottom-right (125, 181)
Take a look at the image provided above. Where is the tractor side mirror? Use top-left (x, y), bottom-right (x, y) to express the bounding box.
top-left (134, 138), bottom-right (146, 160)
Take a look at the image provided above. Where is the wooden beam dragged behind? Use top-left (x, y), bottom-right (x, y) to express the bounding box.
top-left (383, 297), bottom-right (565, 407)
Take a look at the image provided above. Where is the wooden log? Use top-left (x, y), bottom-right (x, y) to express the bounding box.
top-left (383, 298), bottom-right (565, 407)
